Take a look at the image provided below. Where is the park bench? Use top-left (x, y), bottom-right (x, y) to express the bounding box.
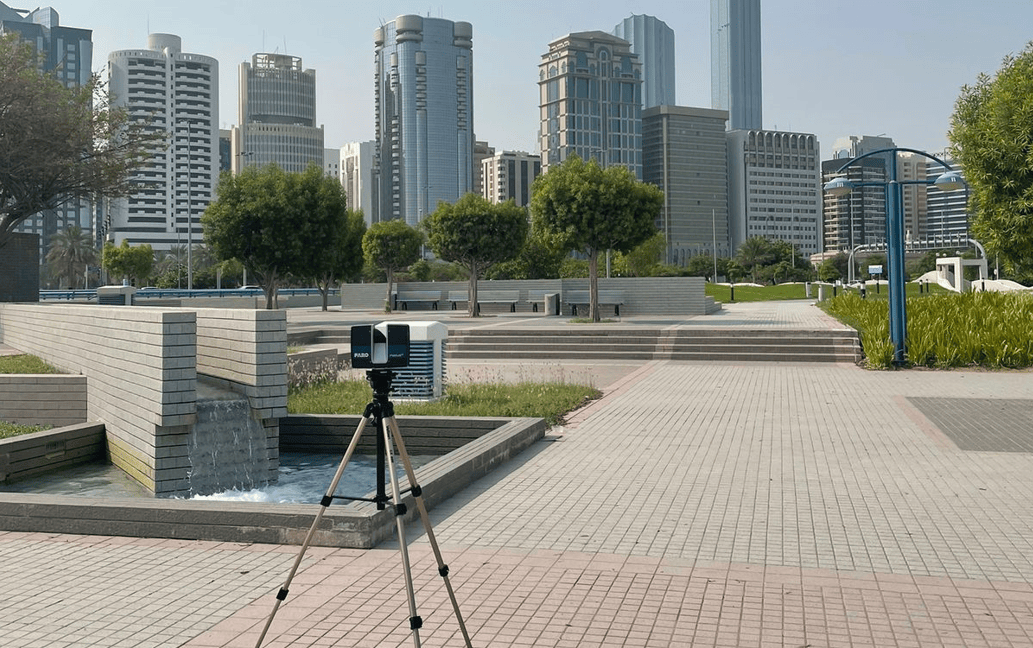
top-left (565, 290), bottom-right (626, 316)
top-left (448, 289), bottom-right (520, 313)
top-left (394, 290), bottom-right (441, 310)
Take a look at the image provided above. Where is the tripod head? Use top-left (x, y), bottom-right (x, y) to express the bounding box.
top-left (364, 369), bottom-right (396, 419)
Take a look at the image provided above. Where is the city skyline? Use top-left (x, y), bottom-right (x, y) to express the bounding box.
top-left (47, 1), bottom-right (1033, 157)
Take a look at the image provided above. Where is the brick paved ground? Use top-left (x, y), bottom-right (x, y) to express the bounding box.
top-left (4, 302), bottom-right (1033, 647)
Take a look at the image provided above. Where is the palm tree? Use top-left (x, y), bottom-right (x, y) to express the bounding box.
top-left (46, 225), bottom-right (97, 289)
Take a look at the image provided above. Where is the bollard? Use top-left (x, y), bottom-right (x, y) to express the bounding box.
top-left (729, 283), bottom-right (735, 302)
top-left (860, 283), bottom-right (866, 299)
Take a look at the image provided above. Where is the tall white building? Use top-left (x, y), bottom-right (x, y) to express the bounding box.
top-left (107, 34), bottom-right (219, 251)
top-left (711, 0), bottom-right (762, 130)
top-left (341, 141), bottom-right (375, 225)
top-left (481, 151), bottom-right (541, 207)
top-left (613, 14), bottom-right (676, 109)
top-left (233, 53), bottom-right (323, 174)
top-left (727, 129), bottom-right (822, 255)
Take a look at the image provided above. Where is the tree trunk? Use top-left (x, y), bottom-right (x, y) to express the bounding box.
top-left (468, 262), bottom-right (479, 317)
top-left (588, 249), bottom-right (600, 322)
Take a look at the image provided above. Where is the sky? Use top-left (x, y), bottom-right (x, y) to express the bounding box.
top-left (53, 0), bottom-right (1033, 157)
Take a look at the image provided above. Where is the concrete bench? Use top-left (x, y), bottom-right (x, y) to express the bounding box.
top-left (448, 289), bottom-right (520, 313)
top-left (394, 290), bottom-right (441, 310)
top-left (565, 290), bottom-right (626, 316)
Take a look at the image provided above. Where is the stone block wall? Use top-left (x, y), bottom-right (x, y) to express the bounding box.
top-left (341, 278), bottom-right (711, 315)
top-left (0, 304), bottom-right (288, 496)
top-left (0, 375), bottom-right (88, 427)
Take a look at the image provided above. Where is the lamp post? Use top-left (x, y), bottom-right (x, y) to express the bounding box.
top-left (824, 148), bottom-right (964, 365)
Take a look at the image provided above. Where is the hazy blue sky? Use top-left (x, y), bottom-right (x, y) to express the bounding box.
top-left (58, 0), bottom-right (1033, 156)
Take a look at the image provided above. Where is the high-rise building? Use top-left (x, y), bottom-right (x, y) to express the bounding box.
top-left (711, 0), bottom-right (762, 130)
top-left (727, 129), bottom-right (822, 255)
top-left (643, 106), bottom-right (729, 265)
top-left (341, 141), bottom-right (375, 225)
top-left (481, 151), bottom-right (541, 207)
top-left (473, 141), bottom-right (495, 198)
top-left (0, 3), bottom-right (94, 256)
top-left (926, 155), bottom-right (970, 246)
top-left (821, 157), bottom-right (887, 253)
top-left (613, 14), bottom-right (676, 109)
top-left (538, 31), bottom-right (643, 177)
top-left (107, 33), bottom-right (219, 251)
top-left (233, 53), bottom-right (323, 174)
top-left (373, 15), bottom-right (475, 226)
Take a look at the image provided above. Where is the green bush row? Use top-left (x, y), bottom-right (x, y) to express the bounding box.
top-left (823, 291), bottom-right (1033, 369)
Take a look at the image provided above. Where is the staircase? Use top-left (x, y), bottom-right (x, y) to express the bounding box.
top-left (446, 328), bottom-right (861, 363)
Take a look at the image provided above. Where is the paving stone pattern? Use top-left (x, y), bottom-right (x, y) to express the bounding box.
top-left (5, 302), bottom-right (1033, 647)
top-left (909, 397), bottom-right (1033, 452)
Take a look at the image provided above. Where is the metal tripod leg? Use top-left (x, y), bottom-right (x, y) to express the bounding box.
top-left (385, 414), bottom-right (475, 648)
top-left (253, 415), bottom-right (370, 648)
top-left (380, 414), bottom-right (423, 648)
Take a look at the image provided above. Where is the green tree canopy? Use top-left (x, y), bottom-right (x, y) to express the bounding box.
top-left (102, 240), bottom-right (153, 285)
top-left (0, 34), bottom-right (155, 250)
top-left (531, 155), bottom-right (663, 321)
top-left (202, 164), bottom-right (339, 308)
top-left (423, 193), bottom-right (529, 316)
top-left (361, 219), bottom-right (423, 311)
top-left (949, 41), bottom-right (1033, 277)
top-left (46, 225), bottom-right (97, 289)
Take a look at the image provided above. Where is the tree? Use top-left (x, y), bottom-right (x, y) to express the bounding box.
top-left (361, 219), bottom-right (423, 311)
top-left (287, 172), bottom-right (365, 311)
top-left (485, 226), bottom-right (567, 280)
top-left (202, 164), bottom-right (338, 309)
top-left (531, 155), bottom-right (663, 321)
top-left (423, 194), bottom-right (529, 316)
top-left (46, 225), bottom-right (97, 289)
top-left (735, 236), bottom-right (775, 283)
top-left (102, 240), bottom-right (152, 285)
top-left (0, 34), bottom-right (155, 250)
top-left (622, 232), bottom-right (667, 277)
top-left (686, 254), bottom-right (716, 281)
top-left (950, 42), bottom-right (1033, 277)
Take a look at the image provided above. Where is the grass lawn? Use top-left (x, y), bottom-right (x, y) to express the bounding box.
top-left (0, 354), bottom-right (61, 374)
top-left (289, 379), bottom-right (600, 427)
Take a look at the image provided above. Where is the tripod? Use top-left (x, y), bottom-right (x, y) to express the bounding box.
top-left (254, 369), bottom-right (474, 648)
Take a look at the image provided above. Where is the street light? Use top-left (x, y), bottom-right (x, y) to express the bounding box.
top-left (823, 147), bottom-right (965, 365)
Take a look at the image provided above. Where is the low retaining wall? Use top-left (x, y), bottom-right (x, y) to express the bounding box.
top-left (0, 416), bottom-right (547, 548)
top-left (282, 415), bottom-right (511, 455)
top-left (0, 423), bottom-right (106, 483)
top-left (344, 278), bottom-right (711, 315)
top-left (0, 375), bottom-right (87, 427)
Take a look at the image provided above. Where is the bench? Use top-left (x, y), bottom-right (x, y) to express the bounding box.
top-left (565, 290), bottom-right (625, 316)
top-left (393, 290), bottom-right (441, 310)
top-left (448, 289), bottom-right (520, 313)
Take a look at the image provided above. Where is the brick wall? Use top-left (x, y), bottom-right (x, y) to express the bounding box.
top-left (0, 375), bottom-right (87, 426)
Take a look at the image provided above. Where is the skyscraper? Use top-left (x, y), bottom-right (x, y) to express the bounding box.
top-left (643, 106), bottom-right (729, 265)
top-left (613, 14), bottom-right (676, 109)
top-left (108, 34), bottom-right (219, 251)
top-left (481, 151), bottom-right (542, 207)
top-left (341, 141), bottom-right (375, 226)
top-left (711, 0), bottom-right (762, 130)
top-left (233, 53), bottom-right (323, 174)
top-left (538, 32), bottom-right (643, 177)
top-left (0, 3), bottom-right (94, 254)
top-left (373, 15), bottom-right (474, 226)
top-left (728, 129), bottom-right (822, 255)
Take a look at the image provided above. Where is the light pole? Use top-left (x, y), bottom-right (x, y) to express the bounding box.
top-left (177, 119), bottom-right (195, 290)
top-left (824, 148), bottom-right (964, 365)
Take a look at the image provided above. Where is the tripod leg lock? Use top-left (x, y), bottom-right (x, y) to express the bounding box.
top-left (439, 565), bottom-right (450, 577)
top-left (411, 485), bottom-right (422, 497)
top-left (276, 588), bottom-right (289, 601)
top-left (409, 615), bottom-right (423, 630)
top-left (320, 495), bottom-right (333, 507)
top-left (394, 503), bottom-right (408, 516)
